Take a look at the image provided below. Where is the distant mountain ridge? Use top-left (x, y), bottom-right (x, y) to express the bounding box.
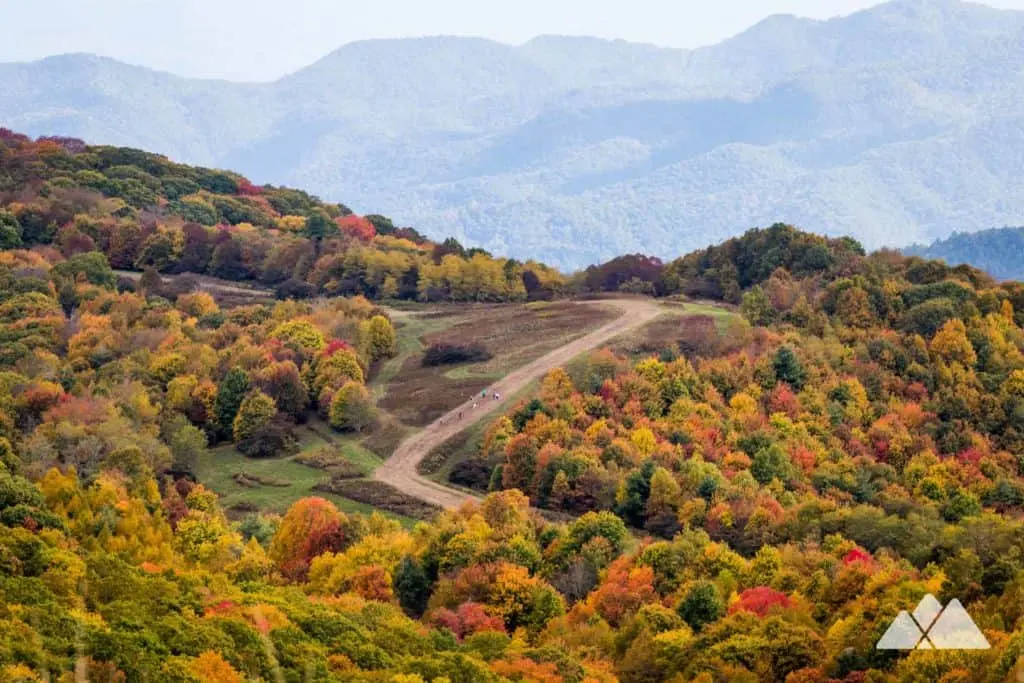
top-left (904, 226), bottom-right (1024, 280)
top-left (4, 0), bottom-right (1024, 268)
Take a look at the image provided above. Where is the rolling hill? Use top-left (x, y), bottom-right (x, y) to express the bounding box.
top-left (4, 0), bottom-right (1024, 268)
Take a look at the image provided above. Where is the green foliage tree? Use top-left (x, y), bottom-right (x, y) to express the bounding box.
top-left (215, 368), bottom-right (251, 439)
top-left (677, 581), bottom-right (724, 632)
top-left (394, 555), bottom-right (431, 617)
top-left (232, 390), bottom-right (277, 443)
top-left (772, 346), bottom-right (806, 390)
top-left (168, 420), bottom-right (208, 474)
top-left (328, 382), bottom-right (376, 433)
top-left (740, 285), bottom-right (776, 326)
top-left (751, 444), bottom-right (792, 485)
top-left (0, 210), bottom-right (22, 249)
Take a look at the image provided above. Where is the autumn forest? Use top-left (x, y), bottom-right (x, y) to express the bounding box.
top-left (1, 129), bottom-right (1023, 682)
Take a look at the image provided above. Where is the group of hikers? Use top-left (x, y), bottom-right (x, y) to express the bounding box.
top-left (440, 387), bottom-right (501, 425)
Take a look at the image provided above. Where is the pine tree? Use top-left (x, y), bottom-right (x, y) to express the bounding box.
top-left (394, 555), bottom-right (431, 617)
top-left (772, 346), bottom-right (806, 389)
top-left (215, 368), bottom-right (250, 439)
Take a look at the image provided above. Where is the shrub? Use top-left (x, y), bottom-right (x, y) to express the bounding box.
top-left (422, 342), bottom-right (492, 367)
top-left (237, 415), bottom-right (299, 459)
top-left (275, 278), bottom-right (316, 300)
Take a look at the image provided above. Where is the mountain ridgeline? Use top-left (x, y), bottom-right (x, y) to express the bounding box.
top-left (904, 226), bottom-right (1024, 281)
top-left (4, 0), bottom-right (1024, 267)
top-left (0, 129), bottom-right (566, 305)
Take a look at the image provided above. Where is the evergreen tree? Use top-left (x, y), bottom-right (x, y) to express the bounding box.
top-left (215, 368), bottom-right (251, 439)
top-left (772, 346), bottom-right (806, 389)
top-left (394, 555), bottom-right (431, 617)
top-left (615, 460), bottom-right (657, 528)
top-left (678, 582), bottom-right (724, 632)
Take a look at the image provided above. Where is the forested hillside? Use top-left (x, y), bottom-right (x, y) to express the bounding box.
top-left (905, 227), bottom-right (1024, 281)
top-left (1, 131), bottom-right (1024, 681)
top-left (6, 0), bottom-right (1024, 266)
top-left (0, 129), bottom-right (566, 303)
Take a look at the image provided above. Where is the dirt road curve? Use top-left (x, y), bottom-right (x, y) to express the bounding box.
top-left (373, 298), bottom-right (662, 510)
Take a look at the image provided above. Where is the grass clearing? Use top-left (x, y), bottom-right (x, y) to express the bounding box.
top-left (194, 420), bottom-right (411, 524)
top-left (377, 301), bottom-right (617, 427)
top-left (607, 300), bottom-right (737, 359)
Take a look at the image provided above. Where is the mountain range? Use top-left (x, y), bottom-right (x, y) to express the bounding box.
top-left (905, 226), bottom-right (1024, 280)
top-left (3, 0), bottom-right (1024, 268)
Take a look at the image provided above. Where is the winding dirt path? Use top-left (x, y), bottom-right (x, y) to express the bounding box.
top-left (373, 298), bottom-right (662, 510)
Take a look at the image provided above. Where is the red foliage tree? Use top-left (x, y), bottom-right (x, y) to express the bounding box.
top-left (322, 339), bottom-right (353, 357)
top-left (431, 601), bottom-right (506, 641)
top-left (842, 548), bottom-right (874, 567)
top-left (728, 587), bottom-right (792, 617)
top-left (768, 382), bottom-right (800, 418)
top-left (336, 215), bottom-right (376, 242)
top-left (236, 179), bottom-right (264, 196)
top-left (270, 497), bottom-right (347, 581)
top-left (588, 557), bottom-right (655, 627)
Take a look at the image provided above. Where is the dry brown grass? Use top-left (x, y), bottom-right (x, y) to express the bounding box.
top-left (606, 302), bottom-right (738, 358)
top-left (314, 479), bottom-right (442, 520)
top-left (377, 301), bottom-right (617, 427)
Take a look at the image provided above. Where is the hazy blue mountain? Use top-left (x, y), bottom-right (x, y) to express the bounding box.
top-left (4, 0), bottom-right (1024, 268)
top-left (905, 226), bottom-right (1024, 280)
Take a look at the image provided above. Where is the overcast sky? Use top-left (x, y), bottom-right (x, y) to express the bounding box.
top-left (2, 0), bottom-right (1023, 81)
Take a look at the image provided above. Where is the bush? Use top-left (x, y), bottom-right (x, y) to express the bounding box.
top-left (275, 278), bottom-right (317, 300)
top-left (295, 446), bottom-right (365, 479)
top-left (237, 415), bottom-right (298, 459)
top-left (422, 342), bottom-right (492, 367)
top-left (449, 459), bottom-right (493, 491)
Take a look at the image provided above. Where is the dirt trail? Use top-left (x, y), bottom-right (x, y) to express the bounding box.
top-left (373, 298), bottom-right (662, 510)
top-left (114, 270), bottom-right (272, 297)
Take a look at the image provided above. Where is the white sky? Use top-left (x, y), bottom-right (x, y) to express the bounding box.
top-left (2, 0), bottom-right (1023, 81)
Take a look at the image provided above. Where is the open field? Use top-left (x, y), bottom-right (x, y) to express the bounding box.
top-left (192, 419), bottom-right (418, 524)
top-left (373, 298), bottom-right (665, 510)
top-left (605, 299), bottom-right (739, 359)
top-left (375, 301), bottom-right (619, 427)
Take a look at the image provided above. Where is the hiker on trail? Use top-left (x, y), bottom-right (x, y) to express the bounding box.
top-left (482, 389), bottom-right (487, 398)
top-left (459, 411), bottom-right (462, 420)
top-left (494, 392), bottom-right (500, 401)
top-left (473, 402), bottom-right (478, 409)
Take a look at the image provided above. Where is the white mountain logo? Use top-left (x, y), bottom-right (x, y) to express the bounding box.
top-left (876, 594), bottom-right (990, 650)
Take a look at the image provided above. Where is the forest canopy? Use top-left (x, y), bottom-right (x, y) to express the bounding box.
top-left (1, 130), bottom-right (1023, 682)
